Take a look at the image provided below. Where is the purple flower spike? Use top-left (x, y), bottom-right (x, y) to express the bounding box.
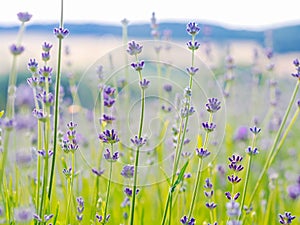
top-left (17, 12), bottom-right (32, 23)
top-left (39, 66), bottom-right (53, 77)
top-left (127, 41), bottom-right (143, 55)
top-left (228, 154), bottom-right (243, 164)
top-left (279, 212), bottom-right (296, 224)
top-left (205, 202), bottom-right (217, 209)
top-left (121, 165), bottom-right (134, 178)
top-left (131, 61), bottom-right (145, 71)
top-left (186, 22), bottom-right (200, 36)
top-left (249, 126), bottom-right (261, 134)
top-left (42, 42), bottom-right (53, 52)
top-left (100, 114), bottom-right (115, 124)
top-left (139, 78), bottom-right (150, 89)
top-left (124, 187), bottom-right (139, 197)
top-left (27, 59), bottom-right (38, 73)
top-left (186, 40), bottom-right (200, 50)
top-left (131, 135), bottom-right (147, 147)
top-left (228, 175), bottom-right (242, 184)
top-left (92, 168), bottom-right (105, 176)
top-left (186, 66), bottom-right (199, 76)
top-left (10, 44), bottom-right (24, 55)
top-left (103, 148), bottom-right (119, 162)
top-left (195, 148), bottom-right (210, 158)
top-left (206, 98), bottom-right (221, 113)
top-left (180, 215), bottom-right (196, 225)
top-left (245, 146), bottom-right (259, 155)
top-left (229, 163), bottom-right (244, 172)
top-left (98, 129), bottom-right (119, 144)
top-left (202, 122), bottom-right (216, 132)
top-left (54, 27), bottom-right (69, 39)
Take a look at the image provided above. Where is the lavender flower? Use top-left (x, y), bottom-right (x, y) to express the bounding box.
top-left (124, 187), bottom-right (140, 197)
top-left (131, 135), bottom-right (147, 147)
top-left (17, 12), bottom-right (32, 22)
top-left (228, 154), bottom-right (243, 164)
top-left (10, 44), bottom-right (24, 55)
top-left (195, 147), bottom-right (211, 158)
top-left (127, 41), bottom-right (143, 55)
top-left (245, 146), bottom-right (259, 155)
top-left (186, 41), bottom-right (200, 50)
top-left (121, 165), bottom-right (134, 178)
top-left (180, 215), bottom-right (195, 225)
top-left (291, 58), bottom-right (300, 78)
top-left (205, 202), bottom-right (217, 209)
top-left (186, 22), bottom-right (200, 36)
top-left (100, 114), bottom-right (115, 124)
top-left (76, 196), bottom-right (84, 221)
top-left (186, 66), bottom-right (199, 76)
top-left (225, 192), bottom-right (240, 201)
top-left (98, 129), bottom-right (119, 144)
top-left (14, 207), bottom-right (33, 222)
top-left (226, 200), bottom-right (241, 217)
top-left (103, 85), bottom-right (116, 96)
top-left (163, 84), bottom-right (172, 92)
top-left (279, 212), bottom-right (296, 224)
top-left (53, 27), bottom-right (69, 39)
top-left (103, 148), bottom-right (119, 162)
top-left (131, 61), bottom-right (145, 71)
top-left (42, 42), bottom-right (53, 52)
top-left (41, 52), bottom-right (50, 62)
top-left (202, 122), bottom-right (216, 132)
top-left (92, 168), bottom-right (105, 176)
top-left (228, 175), bottom-right (242, 184)
top-left (206, 98), bottom-right (221, 113)
top-left (39, 66), bottom-right (53, 77)
top-left (139, 78), bottom-right (150, 89)
top-left (249, 126), bottom-right (261, 134)
top-left (27, 58), bottom-right (38, 73)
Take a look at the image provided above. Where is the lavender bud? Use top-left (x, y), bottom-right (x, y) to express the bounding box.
top-left (53, 27), bottom-right (69, 39)
top-left (206, 98), bottom-right (221, 113)
top-left (202, 122), bottom-right (216, 132)
top-left (186, 22), bottom-right (200, 36)
top-left (127, 41), bottom-right (143, 55)
top-left (17, 12), bottom-right (32, 22)
top-left (121, 165), bottom-right (134, 178)
top-left (10, 44), bottom-right (24, 55)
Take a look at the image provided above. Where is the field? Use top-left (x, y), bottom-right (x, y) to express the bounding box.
top-left (0, 10), bottom-right (300, 225)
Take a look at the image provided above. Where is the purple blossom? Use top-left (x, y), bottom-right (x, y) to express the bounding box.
top-left (100, 114), bottom-right (115, 124)
top-left (98, 129), bottom-right (119, 144)
top-left (39, 66), bottom-right (53, 77)
top-left (103, 85), bottom-right (116, 96)
top-left (249, 126), bottom-right (261, 134)
top-left (131, 61), bottom-right (145, 71)
top-left (41, 52), bottom-right (50, 61)
top-left (131, 135), bottom-right (147, 147)
top-left (14, 207), bottom-right (33, 222)
top-left (228, 175), bottom-right (242, 184)
top-left (206, 98), bottom-right (221, 113)
top-left (10, 44), bottom-right (24, 55)
top-left (202, 122), bottom-right (216, 132)
top-left (27, 58), bottom-right (38, 73)
top-left (226, 200), bottom-right (241, 217)
top-left (124, 187), bottom-right (140, 197)
top-left (225, 192), bottom-right (240, 201)
top-left (186, 66), bottom-right (199, 76)
top-left (228, 154), bottom-right (243, 164)
top-left (291, 58), bottom-right (300, 78)
top-left (186, 40), bottom-right (200, 50)
top-left (180, 215), bottom-right (196, 225)
top-left (205, 202), bottom-right (217, 209)
top-left (233, 126), bottom-right (249, 141)
top-left (245, 146), bottom-right (259, 155)
top-left (42, 42), bottom-right (53, 52)
top-left (17, 12), bottom-right (32, 23)
top-left (103, 97), bottom-right (115, 108)
top-left (204, 178), bottom-right (213, 189)
top-left (103, 148), bottom-right (119, 162)
top-left (279, 212), bottom-right (296, 224)
top-left (92, 168), bottom-right (105, 176)
top-left (127, 41), bottom-right (143, 55)
top-left (186, 22), bottom-right (200, 36)
top-left (228, 163), bottom-right (244, 172)
top-left (121, 165), bottom-right (134, 178)
top-left (53, 27), bottom-right (69, 39)
top-left (287, 184), bottom-right (300, 200)
top-left (139, 78), bottom-right (150, 89)
top-left (195, 147), bottom-right (210, 158)
top-left (163, 84), bottom-right (172, 92)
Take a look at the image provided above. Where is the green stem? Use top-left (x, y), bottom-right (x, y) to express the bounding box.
top-left (48, 0), bottom-right (64, 200)
top-left (187, 158), bottom-right (203, 219)
top-left (66, 152), bottom-right (75, 225)
top-left (247, 79), bottom-right (299, 207)
top-left (129, 68), bottom-right (145, 225)
top-left (161, 34), bottom-right (196, 225)
top-left (103, 145), bottom-right (114, 224)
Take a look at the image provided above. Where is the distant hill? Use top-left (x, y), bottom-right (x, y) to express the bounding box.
top-left (1, 22), bottom-right (300, 53)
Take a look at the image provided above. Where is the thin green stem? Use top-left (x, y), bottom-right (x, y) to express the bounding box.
top-left (48, 0), bottom-right (64, 199)
top-left (103, 145), bottom-right (114, 224)
top-left (247, 79), bottom-right (299, 207)
top-left (129, 63), bottom-right (146, 225)
top-left (66, 152), bottom-right (75, 225)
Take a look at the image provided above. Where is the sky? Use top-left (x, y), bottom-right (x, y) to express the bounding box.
top-left (1, 0), bottom-right (300, 30)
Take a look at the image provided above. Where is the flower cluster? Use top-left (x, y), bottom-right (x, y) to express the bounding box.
top-left (103, 85), bottom-right (116, 108)
top-left (60, 121), bottom-right (79, 153)
top-left (279, 212), bottom-right (296, 224)
top-left (291, 58), bottom-right (300, 79)
top-left (76, 197), bottom-right (84, 222)
top-left (103, 148), bottom-right (119, 162)
top-left (180, 215), bottom-right (195, 225)
top-left (204, 178), bottom-right (217, 210)
top-left (98, 129), bottom-right (119, 145)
